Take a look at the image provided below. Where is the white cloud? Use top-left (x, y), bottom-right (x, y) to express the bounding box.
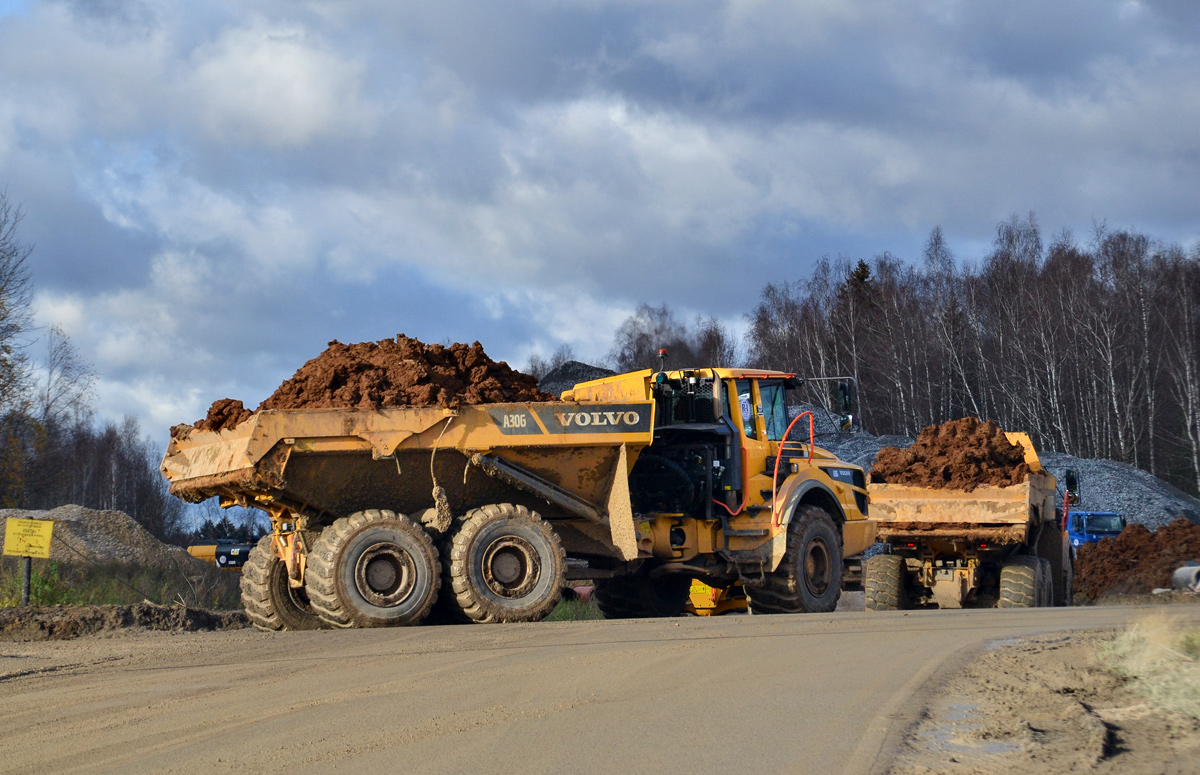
top-left (186, 20), bottom-right (372, 148)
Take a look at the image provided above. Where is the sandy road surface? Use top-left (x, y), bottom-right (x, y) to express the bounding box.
top-left (2, 605), bottom-right (1197, 775)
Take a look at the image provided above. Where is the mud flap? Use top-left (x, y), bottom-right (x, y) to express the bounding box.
top-left (606, 444), bottom-right (639, 560)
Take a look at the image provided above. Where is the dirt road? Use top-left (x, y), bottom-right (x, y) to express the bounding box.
top-left (2, 605), bottom-right (1197, 775)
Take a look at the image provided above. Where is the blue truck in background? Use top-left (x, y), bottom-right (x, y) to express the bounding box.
top-left (1067, 511), bottom-right (1126, 549)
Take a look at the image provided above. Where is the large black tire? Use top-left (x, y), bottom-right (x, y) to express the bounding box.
top-left (1036, 558), bottom-right (1053, 608)
top-left (746, 505), bottom-right (843, 614)
top-left (594, 569), bottom-right (691, 619)
top-left (447, 504), bottom-right (565, 623)
top-left (240, 535), bottom-right (325, 631)
top-left (998, 556), bottom-right (1039, 608)
top-left (1062, 553), bottom-right (1075, 607)
top-left (864, 553), bottom-right (907, 611)
top-left (425, 526), bottom-right (471, 625)
top-left (305, 510), bottom-right (440, 628)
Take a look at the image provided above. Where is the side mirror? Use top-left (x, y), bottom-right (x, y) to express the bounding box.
top-left (1064, 468), bottom-right (1080, 505)
top-left (838, 382), bottom-right (853, 414)
top-left (783, 376), bottom-right (803, 390)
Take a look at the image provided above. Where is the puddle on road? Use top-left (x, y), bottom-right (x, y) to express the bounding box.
top-left (918, 699), bottom-right (1020, 757)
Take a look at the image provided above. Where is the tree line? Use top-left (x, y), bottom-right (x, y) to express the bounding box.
top-left (600, 214), bottom-right (1200, 497)
top-left (0, 193), bottom-right (192, 543)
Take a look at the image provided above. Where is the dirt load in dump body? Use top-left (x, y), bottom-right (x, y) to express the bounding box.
top-left (171, 336), bottom-right (553, 438)
top-left (870, 417), bottom-right (1029, 491)
top-left (1073, 518), bottom-right (1200, 601)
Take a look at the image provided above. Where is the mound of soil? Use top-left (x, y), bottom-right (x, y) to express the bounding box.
top-left (0, 506), bottom-right (208, 570)
top-left (0, 603), bottom-right (247, 642)
top-left (174, 335), bottom-right (552, 438)
top-left (870, 417), bottom-right (1030, 491)
top-left (1074, 518), bottom-right (1200, 602)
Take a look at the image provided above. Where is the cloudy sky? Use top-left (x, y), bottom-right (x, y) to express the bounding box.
top-left (1, 0), bottom-right (1198, 439)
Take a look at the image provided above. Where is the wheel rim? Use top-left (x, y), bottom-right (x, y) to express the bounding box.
top-left (803, 537), bottom-right (832, 597)
top-left (481, 536), bottom-right (540, 599)
top-left (354, 542), bottom-right (417, 607)
top-left (270, 559), bottom-right (315, 614)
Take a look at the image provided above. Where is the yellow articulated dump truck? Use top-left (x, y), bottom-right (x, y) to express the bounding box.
top-left (162, 368), bottom-right (875, 630)
top-left (864, 433), bottom-right (1072, 610)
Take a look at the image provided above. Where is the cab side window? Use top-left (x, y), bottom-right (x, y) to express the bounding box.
top-left (736, 379), bottom-right (756, 439)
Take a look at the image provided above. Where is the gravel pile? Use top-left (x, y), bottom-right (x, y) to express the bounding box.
top-left (1039, 451), bottom-right (1200, 530)
top-left (0, 505), bottom-right (202, 570)
top-left (538, 361), bottom-right (617, 398)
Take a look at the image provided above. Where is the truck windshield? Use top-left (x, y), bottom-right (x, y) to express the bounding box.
top-left (1086, 514), bottom-right (1125, 533)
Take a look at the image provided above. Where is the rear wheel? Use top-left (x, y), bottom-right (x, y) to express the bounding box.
top-left (305, 510), bottom-right (440, 628)
top-left (864, 553), bottom-right (908, 611)
top-left (594, 568), bottom-right (691, 619)
top-left (240, 535), bottom-right (324, 631)
top-left (1036, 558), bottom-right (1053, 607)
top-left (746, 505), bottom-right (843, 614)
top-left (447, 504), bottom-right (565, 623)
top-left (997, 556), bottom-right (1039, 608)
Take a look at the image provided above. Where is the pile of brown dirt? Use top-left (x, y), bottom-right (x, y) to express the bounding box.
top-left (1074, 518), bottom-right (1200, 602)
top-left (0, 603), bottom-right (247, 641)
top-left (192, 398), bottom-right (253, 435)
top-left (174, 335), bottom-right (552, 438)
top-left (870, 417), bottom-right (1030, 491)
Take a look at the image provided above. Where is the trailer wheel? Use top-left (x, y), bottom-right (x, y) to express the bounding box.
top-left (425, 528), bottom-right (472, 625)
top-left (746, 505), bottom-right (843, 614)
top-left (305, 510), bottom-right (440, 628)
top-left (997, 556), bottom-right (1039, 608)
top-left (864, 553), bottom-right (908, 611)
top-left (1036, 558), bottom-right (1053, 607)
top-left (240, 535), bottom-right (325, 631)
top-left (448, 504), bottom-right (565, 623)
top-left (594, 568), bottom-right (691, 619)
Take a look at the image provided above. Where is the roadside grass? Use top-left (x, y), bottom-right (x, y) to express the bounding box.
top-left (0, 556), bottom-right (241, 610)
top-left (544, 597), bottom-right (602, 621)
top-left (1102, 614), bottom-right (1200, 719)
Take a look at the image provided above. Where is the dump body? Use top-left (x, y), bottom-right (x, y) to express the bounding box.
top-left (867, 433), bottom-right (1070, 608)
top-left (165, 401), bottom-right (656, 561)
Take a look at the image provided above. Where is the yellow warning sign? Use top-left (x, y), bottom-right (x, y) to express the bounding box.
top-left (3, 518), bottom-right (53, 559)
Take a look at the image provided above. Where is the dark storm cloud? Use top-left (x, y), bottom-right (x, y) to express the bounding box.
top-left (0, 0), bottom-right (1197, 433)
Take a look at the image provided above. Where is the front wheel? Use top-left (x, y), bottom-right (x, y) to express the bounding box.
top-left (240, 535), bottom-right (325, 631)
top-left (594, 568), bottom-right (691, 619)
top-left (746, 505), bottom-right (843, 614)
top-left (305, 510), bottom-right (440, 628)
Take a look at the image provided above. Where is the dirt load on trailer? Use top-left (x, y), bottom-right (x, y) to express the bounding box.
top-left (163, 337), bottom-right (874, 631)
top-left (864, 418), bottom-right (1071, 610)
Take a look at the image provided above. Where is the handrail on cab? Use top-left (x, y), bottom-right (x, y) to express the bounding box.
top-left (772, 410), bottom-right (815, 528)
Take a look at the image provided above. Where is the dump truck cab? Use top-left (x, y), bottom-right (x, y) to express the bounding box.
top-left (564, 367), bottom-right (874, 613)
